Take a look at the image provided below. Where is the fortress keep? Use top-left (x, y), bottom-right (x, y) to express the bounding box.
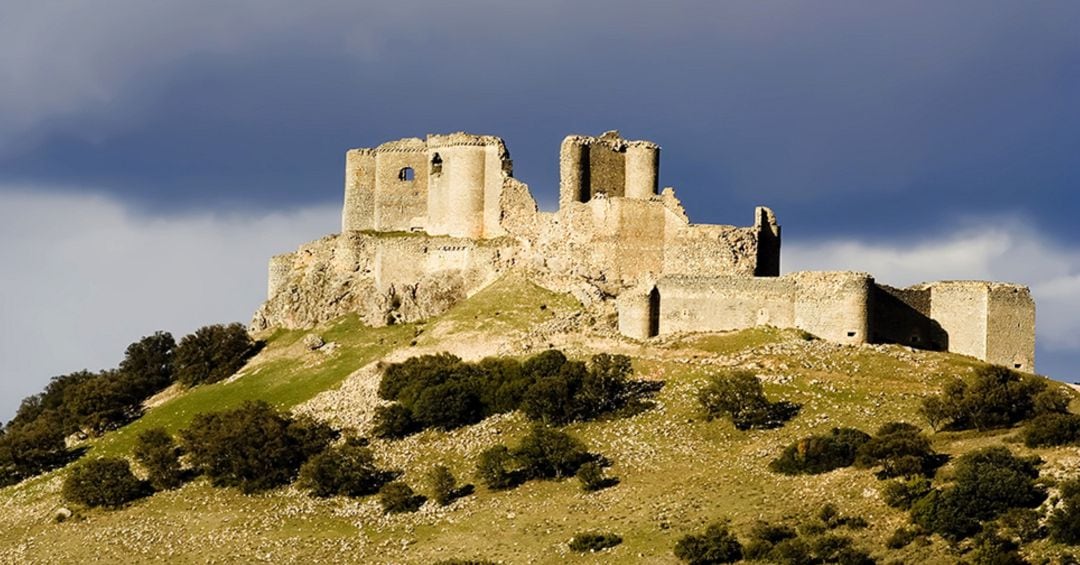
top-left (254, 131), bottom-right (1035, 371)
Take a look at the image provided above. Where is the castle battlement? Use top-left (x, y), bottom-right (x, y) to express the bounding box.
top-left (256, 130), bottom-right (1035, 371)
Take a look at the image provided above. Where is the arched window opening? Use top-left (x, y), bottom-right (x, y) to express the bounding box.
top-left (430, 153), bottom-right (443, 175)
top-left (398, 167), bottom-right (415, 181)
top-left (647, 287), bottom-right (660, 338)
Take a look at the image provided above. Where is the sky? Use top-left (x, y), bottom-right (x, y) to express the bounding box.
top-left (1, 1), bottom-right (1078, 421)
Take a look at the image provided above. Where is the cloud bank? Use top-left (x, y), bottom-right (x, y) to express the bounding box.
top-left (0, 187), bottom-right (338, 420)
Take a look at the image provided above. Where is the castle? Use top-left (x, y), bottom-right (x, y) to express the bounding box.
top-left (253, 131), bottom-right (1036, 371)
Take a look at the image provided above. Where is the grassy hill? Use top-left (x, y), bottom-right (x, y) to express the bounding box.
top-left (1, 273), bottom-right (1077, 563)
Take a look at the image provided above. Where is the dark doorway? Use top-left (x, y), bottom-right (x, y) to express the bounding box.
top-left (648, 287), bottom-right (660, 338)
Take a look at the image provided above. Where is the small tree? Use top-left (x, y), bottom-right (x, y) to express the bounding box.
top-left (174, 323), bottom-right (256, 387)
top-left (513, 424), bottom-right (591, 480)
top-left (379, 481), bottom-right (425, 514)
top-left (697, 370), bottom-right (798, 430)
top-left (133, 427), bottom-right (183, 490)
top-left (297, 439), bottom-right (390, 498)
top-left (855, 422), bottom-right (941, 478)
top-left (1022, 412), bottom-right (1080, 447)
top-left (476, 446), bottom-right (518, 490)
top-left (63, 457), bottom-right (147, 508)
top-left (674, 522), bottom-right (743, 564)
top-left (576, 461), bottom-right (614, 492)
top-left (1048, 479), bottom-right (1080, 544)
top-left (371, 404), bottom-right (417, 439)
top-left (427, 464), bottom-right (457, 506)
top-left (180, 401), bottom-right (335, 493)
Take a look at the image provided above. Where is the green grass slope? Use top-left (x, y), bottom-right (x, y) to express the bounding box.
top-left (1, 273), bottom-right (1077, 564)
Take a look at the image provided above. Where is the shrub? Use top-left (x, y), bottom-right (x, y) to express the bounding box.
top-left (514, 424), bottom-right (591, 480)
top-left (576, 461), bottom-right (616, 492)
top-left (1022, 412), bottom-right (1080, 447)
top-left (1048, 479), bottom-right (1080, 544)
top-left (180, 401), bottom-right (336, 493)
top-left (1034, 387), bottom-right (1072, 415)
top-left (378, 481), bottom-right (425, 514)
top-left (133, 427), bottom-right (183, 490)
top-left (855, 422), bottom-right (942, 478)
top-left (371, 404), bottom-right (417, 439)
top-left (62, 457), bottom-right (147, 508)
top-left (697, 370), bottom-right (799, 430)
top-left (674, 522), bottom-right (743, 564)
top-left (912, 447), bottom-right (1044, 541)
top-left (0, 412), bottom-right (71, 486)
top-left (769, 428), bottom-right (871, 475)
top-left (376, 351), bottom-right (639, 436)
top-left (568, 532), bottom-right (622, 552)
top-left (882, 476), bottom-right (933, 510)
top-left (921, 366), bottom-right (1046, 431)
top-left (965, 530), bottom-right (1029, 565)
top-left (997, 508), bottom-right (1045, 543)
top-left (427, 464), bottom-right (457, 506)
top-left (476, 446), bottom-right (519, 490)
top-left (174, 323), bottom-right (257, 387)
top-left (886, 526), bottom-right (920, 549)
top-left (297, 439), bottom-right (392, 497)
top-left (117, 331), bottom-right (176, 399)
top-left (744, 522), bottom-right (797, 560)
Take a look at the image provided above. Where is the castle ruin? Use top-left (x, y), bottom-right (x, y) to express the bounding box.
top-left (253, 131), bottom-right (1035, 371)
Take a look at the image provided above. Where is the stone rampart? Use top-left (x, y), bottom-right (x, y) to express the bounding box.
top-left (259, 129), bottom-right (1036, 370)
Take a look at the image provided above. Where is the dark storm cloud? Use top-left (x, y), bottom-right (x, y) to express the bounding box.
top-left (2, 1), bottom-right (1077, 239)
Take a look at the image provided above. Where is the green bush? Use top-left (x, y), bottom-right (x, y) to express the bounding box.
top-left (674, 522), bottom-right (743, 564)
top-left (886, 526), bottom-right (920, 549)
top-left (996, 508), bottom-right (1045, 543)
top-left (0, 412), bottom-right (71, 486)
top-left (912, 447), bottom-right (1044, 541)
top-left (180, 401), bottom-right (336, 493)
top-left (514, 424), bottom-right (591, 480)
top-left (920, 366), bottom-right (1046, 431)
top-left (297, 439), bottom-right (392, 498)
top-left (427, 464), bottom-right (457, 506)
top-left (174, 323), bottom-right (257, 387)
top-left (568, 532), bottom-right (622, 552)
top-left (133, 427), bottom-right (183, 490)
top-left (576, 461), bottom-right (616, 492)
top-left (375, 350), bottom-right (638, 437)
top-left (476, 445), bottom-right (519, 490)
top-left (371, 404), bottom-right (417, 439)
top-left (743, 522), bottom-right (797, 560)
top-left (697, 370), bottom-right (799, 430)
top-left (378, 481), bottom-right (425, 514)
top-left (62, 457), bottom-right (147, 508)
top-left (1048, 479), bottom-right (1080, 544)
top-left (117, 331), bottom-right (177, 400)
top-left (769, 428), bottom-right (870, 475)
top-left (1022, 412), bottom-right (1080, 447)
top-left (1034, 387), bottom-right (1072, 415)
top-left (965, 530), bottom-right (1029, 565)
top-left (881, 476), bottom-right (932, 510)
top-left (855, 422), bottom-right (941, 478)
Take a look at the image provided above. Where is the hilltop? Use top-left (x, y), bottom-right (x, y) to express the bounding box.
top-left (1, 273), bottom-right (1077, 563)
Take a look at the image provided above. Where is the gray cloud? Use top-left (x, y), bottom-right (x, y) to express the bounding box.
top-left (0, 186), bottom-right (338, 420)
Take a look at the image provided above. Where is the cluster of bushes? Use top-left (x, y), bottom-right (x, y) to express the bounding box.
top-left (180, 401), bottom-right (336, 493)
top-left (1048, 479), bottom-right (1080, 544)
top-left (697, 370), bottom-right (800, 430)
top-left (920, 365), bottom-right (1065, 431)
top-left (374, 351), bottom-right (640, 438)
top-left (674, 510), bottom-right (875, 565)
top-left (475, 424), bottom-right (600, 490)
top-left (1, 324), bottom-right (256, 487)
top-left (296, 437), bottom-right (396, 498)
top-left (770, 422), bottom-right (941, 478)
top-left (907, 447), bottom-right (1044, 541)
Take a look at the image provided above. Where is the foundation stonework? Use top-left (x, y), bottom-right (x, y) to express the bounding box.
top-left (255, 130), bottom-right (1036, 370)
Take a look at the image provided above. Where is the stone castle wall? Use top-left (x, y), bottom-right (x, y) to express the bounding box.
top-left (257, 129), bottom-right (1036, 371)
